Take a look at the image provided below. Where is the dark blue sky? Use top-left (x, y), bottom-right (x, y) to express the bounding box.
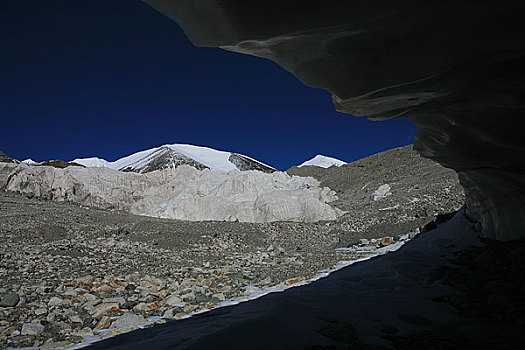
top-left (0, 0), bottom-right (416, 170)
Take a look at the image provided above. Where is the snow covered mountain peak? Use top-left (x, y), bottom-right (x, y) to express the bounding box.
top-left (298, 155), bottom-right (346, 168)
top-left (73, 144), bottom-right (277, 174)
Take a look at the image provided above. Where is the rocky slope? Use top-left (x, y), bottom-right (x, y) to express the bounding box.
top-left (0, 152), bottom-right (19, 164)
top-left (0, 163), bottom-right (342, 223)
top-left (118, 147), bottom-right (209, 172)
top-left (288, 145), bottom-right (465, 245)
top-left (36, 160), bottom-right (85, 169)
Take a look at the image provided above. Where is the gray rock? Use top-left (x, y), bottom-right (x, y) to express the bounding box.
top-left (64, 288), bottom-right (78, 297)
top-left (55, 321), bottom-right (72, 330)
top-left (103, 296), bottom-right (126, 306)
top-left (142, 294), bottom-right (157, 303)
top-left (162, 309), bottom-right (176, 319)
top-left (111, 312), bottom-right (145, 329)
top-left (83, 293), bottom-right (99, 302)
top-left (124, 283), bottom-right (136, 291)
top-left (0, 293), bottom-right (19, 307)
top-left (35, 308), bottom-right (48, 316)
top-left (195, 293), bottom-right (209, 304)
top-left (68, 314), bottom-right (83, 324)
top-left (21, 322), bottom-right (45, 336)
top-left (40, 340), bottom-right (75, 350)
top-left (48, 296), bottom-right (63, 307)
top-left (165, 295), bottom-right (183, 307)
top-left (181, 292), bottom-right (195, 302)
top-left (212, 293), bottom-right (226, 302)
top-left (133, 302), bottom-right (148, 312)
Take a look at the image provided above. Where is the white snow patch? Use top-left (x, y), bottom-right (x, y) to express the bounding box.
top-left (298, 154), bottom-right (346, 168)
top-left (72, 157), bottom-right (113, 168)
top-left (21, 159), bottom-right (36, 165)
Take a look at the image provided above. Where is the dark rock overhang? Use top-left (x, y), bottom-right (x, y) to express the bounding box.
top-left (142, 0), bottom-right (525, 240)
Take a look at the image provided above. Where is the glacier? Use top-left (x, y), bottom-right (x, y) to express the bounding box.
top-left (0, 163), bottom-right (343, 223)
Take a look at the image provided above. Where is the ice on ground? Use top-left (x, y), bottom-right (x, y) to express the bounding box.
top-left (370, 183), bottom-right (392, 201)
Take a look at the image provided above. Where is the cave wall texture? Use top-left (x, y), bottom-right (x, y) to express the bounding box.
top-left (143, 0), bottom-right (525, 240)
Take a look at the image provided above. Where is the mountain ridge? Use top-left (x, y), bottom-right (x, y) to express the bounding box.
top-left (73, 143), bottom-right (277, 174)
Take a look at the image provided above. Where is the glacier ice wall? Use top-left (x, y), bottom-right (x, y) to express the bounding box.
top-left (0, 163), bottom-right (342, 223)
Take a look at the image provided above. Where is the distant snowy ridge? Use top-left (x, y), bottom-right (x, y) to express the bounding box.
top-left (73, 144), bottom-right (277, 174)
top-left (298, 155), bottom-right (346, 168)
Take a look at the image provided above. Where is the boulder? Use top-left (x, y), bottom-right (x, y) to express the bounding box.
top-left (21, 322), bottom-right (44, 336)
top-left (380, 236), bottom-right (394, 247)
top-left (0, 293), bottom-right (20, 307)
top-left (111, 312), bottom-right (145, 329)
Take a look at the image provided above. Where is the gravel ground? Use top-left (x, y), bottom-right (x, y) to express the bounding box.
top-left (0, 190), bottom-right (389, 349)
top-left (0, 145), bottom-right (465, 349)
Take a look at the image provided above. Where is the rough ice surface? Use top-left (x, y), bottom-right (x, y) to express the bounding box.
top-left (0, 163), bottom-right (342, 223)
top-left (298, 155), bottom-right (346, 168)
